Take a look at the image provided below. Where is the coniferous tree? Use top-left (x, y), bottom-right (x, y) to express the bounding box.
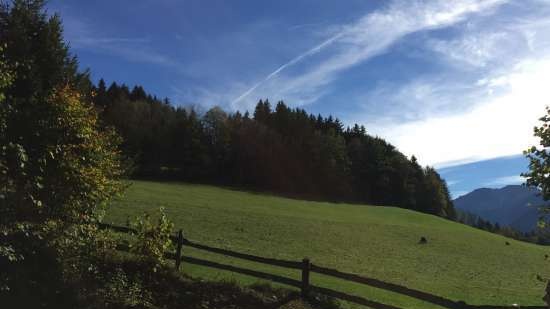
top-left (87, 86), bottom-right (456, 217)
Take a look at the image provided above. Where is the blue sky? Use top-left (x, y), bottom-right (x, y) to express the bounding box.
top-left (438, 155), bottom-right (528, 198)
top-left (46, 0), bottom-right (550, 197)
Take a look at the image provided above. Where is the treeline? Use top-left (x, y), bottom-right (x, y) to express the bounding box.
top-left (456, 210), bottom-right (550, 245)
top-left (92, 81), bottom-right (456, 218)
top-left (0, 0), bottom-right (455, 219)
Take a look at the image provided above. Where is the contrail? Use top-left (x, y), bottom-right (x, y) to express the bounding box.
top-left (231, 31), bottom-right (344, 105)
top-left (231, 0), bottom-right (507, 107)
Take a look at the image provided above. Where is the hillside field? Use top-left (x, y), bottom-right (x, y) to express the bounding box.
top-left (106, 180), bottom-right (550, 308)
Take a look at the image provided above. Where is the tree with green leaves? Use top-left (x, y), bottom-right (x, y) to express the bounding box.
top-left (523, 106), bottom-right (550, 201)
top-left (523, 106), bottom-right (550, 306)
top-left (0, 1), bottom-right (124, 300)
top-left (0, 0), bottom-right (92, 99)
top-left (0, 0), bottom-right (123, 227)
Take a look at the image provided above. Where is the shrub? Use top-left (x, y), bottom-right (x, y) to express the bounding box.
top-left (130, 207), bottom-right (174, 270)
top-left (1, 85), bottom-right (124, 226)
top-left (98, 268), bottom-right (153, 308)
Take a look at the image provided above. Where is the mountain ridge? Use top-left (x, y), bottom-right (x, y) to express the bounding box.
top-left (453, 184), bottom-right (545, 232)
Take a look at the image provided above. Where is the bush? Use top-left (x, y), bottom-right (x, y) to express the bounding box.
top-left (1, 85), bottom-right (124, 226)
top-left (98, 268), bottom-right (153, 309)
top-left (130, 207), bottom-right (174, 270)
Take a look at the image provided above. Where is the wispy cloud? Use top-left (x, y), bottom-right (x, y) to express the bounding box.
top-left (52, 0), bottom-right (550, 169)
top-left (371, 55), bottom-right (550, 167)
top-left (345, 0), bottom-right (550, 167)
top-left (484, 175), bottom-right (525, 187)
top-left (452, 191), bottom-right (469, 199)
top-left (428, 31), bottom-right (510, 68)
top-left (230, 31), bottom-right (344, 107)
top-left (446, 180), bottom-right (461, 186)
top-left (231, 0), bottom-right (506, 110)
top-left (171, 83), bottom-right (248, 110)
top-left (74, 37), bottom-right (151, 45)
top-left (61, 14), bottom-right (178, 67)
top-left (356, 78), bottom-right (483, 123)
top-left (288, 22), bottom-right (329, 31)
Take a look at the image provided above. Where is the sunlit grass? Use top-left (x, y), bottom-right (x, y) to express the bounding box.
top-left (106, 180), bottom-right (550, 308)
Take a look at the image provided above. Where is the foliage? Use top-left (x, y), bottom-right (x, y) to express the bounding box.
top-left (130, 207), bottom-right (174, 269)
top-left (0, 46), bottom-right (11, 101)
top-left (0, 48), bottom-right (15, 285)
top-left (0, 0), bottom-right (124, 299)
top-left (85, 255), bottom-right (328, 309)
top-left (97, 268), bottom-right (153, 308)
top-left (0, 84), bottom-right (124, 225)
top-left (523, 106), bottom-right (550, 201)
top-left (0, 0), bottom-right (92, 100)
top-left (454, 209), bottom-right (550, 244)
top-left (96, 81), bottom-right (455, 218)
top-left (522, 106), bottom-right (550, 306)
top-left (0, 82), bottom-right (126, 303)
top-left (0, 0), bottom-right (124, 227)
top-left (0, 2), bottom-right (337, 309)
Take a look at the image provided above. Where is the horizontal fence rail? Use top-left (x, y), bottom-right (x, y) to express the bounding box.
top-left (99, 222), bottom-right (547, 309)
top-left (182, 256), bottom-right (302, 288)
top-left (310, 263), bottom-right (458, 308)
top-left (182, 239), bottom-right (303, 270)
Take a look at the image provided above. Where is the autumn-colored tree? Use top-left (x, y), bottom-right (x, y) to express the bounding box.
top-left (0, 85), bottom-right (124, 226)
top-left (0, 0), bottom-right (124, 227)
top-left (0, 1), bottom-right (124, 298)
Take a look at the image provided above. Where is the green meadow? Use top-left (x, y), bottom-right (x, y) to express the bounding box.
top-left (106, 180), bottom-right (550, 308)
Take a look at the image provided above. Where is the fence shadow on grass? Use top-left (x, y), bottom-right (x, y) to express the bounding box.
top-left (98, 223), bottom-right (546, 309)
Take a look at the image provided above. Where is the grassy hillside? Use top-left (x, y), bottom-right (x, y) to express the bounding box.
top-left (106, 180), bottom-right (550, 308)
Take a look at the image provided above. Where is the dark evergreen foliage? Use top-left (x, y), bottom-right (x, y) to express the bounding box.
top-left (456, 209), bottom-right (550, 245)
top-left (0, 0), bottom-right (455, 219)
top-left (93, 82), bottom-right (456, 218)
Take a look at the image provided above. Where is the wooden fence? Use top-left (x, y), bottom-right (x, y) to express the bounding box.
top-left (98, 223), bottom-right (546, 309)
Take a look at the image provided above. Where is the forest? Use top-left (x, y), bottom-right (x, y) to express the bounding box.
top-left (94, 81), bottom-right (456, 218)
top-left (0, 0), bottom-right (456, 219)
top-left (5, 1), bottom-right (550, 308)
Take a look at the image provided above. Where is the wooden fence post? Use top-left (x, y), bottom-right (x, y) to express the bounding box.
top-left (301, 258), bottom-right (310, 298)
top-left (175, 229), bottom-right (183, 270)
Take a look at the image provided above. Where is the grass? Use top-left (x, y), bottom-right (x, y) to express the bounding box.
top-left (106, 180), bottom-right (550, 308)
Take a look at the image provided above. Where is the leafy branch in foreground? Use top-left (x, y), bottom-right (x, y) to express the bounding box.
top-left (523, 106), bottom-right (550, 225)
top-left (130, 207), bottom-right (174, 271)
top-left (523, 105), bottom-right (550, 306)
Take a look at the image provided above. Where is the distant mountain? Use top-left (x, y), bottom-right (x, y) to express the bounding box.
top-left (453, 185), bottom-right (546, 232)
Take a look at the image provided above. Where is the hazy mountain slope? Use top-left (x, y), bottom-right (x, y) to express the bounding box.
top-left (453, 185), bottom-right (544, 232)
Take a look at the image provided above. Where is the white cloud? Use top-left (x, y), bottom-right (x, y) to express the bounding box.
top-left (358, 78), bottom-right (482, 122)
top-left (343, 1), bottom-right (550, 167)
top-left (429, 31), bottom-right (511, 67)
top-left (371, 56), bottom-right (550, 167)
top-left (452, 191), bottom-right (469, 198)
top-left (446, 180), bottom-right (461, 186)
top-left (484, 175), bottom-right (525, 186)
top-left (230, 0), bottom-right (506, 111)
top-left (171, 83), bottom-right (248, 110)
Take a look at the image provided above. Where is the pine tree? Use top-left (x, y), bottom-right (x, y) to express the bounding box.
top-left (0, 0), bottom-right (91, 100)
